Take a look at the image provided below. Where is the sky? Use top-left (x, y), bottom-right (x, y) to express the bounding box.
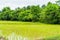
top-left (0, 0), bottom-right (56, 10)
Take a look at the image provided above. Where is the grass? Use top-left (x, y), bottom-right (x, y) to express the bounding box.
top-left (0, 21), bottom-right (60, 40)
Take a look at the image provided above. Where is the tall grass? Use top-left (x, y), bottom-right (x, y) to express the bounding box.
top-left (0, 30), bottom-right (60, 40)
top-left (0, 31), bottom-right (29, 40)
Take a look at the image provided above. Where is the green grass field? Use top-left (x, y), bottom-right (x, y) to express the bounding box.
top-left (0, 21), bottom-right (60, 40)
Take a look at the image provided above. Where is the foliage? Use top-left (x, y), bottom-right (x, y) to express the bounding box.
top-left (40, 2), bottom-right (60, 24)
top-left (56, 0), bottom-right (60, 5)
top-left (0, 2), bottom-right (60, 24)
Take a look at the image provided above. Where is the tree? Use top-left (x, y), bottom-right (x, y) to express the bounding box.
top-left (18, 9), bottom-right (33, 21)
top-left (10, 10), bottom-right (18, 21)
top-left (40, 2), bottom-right (59, 24)
top-left (0, 7), bottom-right (11, 20)
top-left (56, 0), bottom-right (60, 5)
top-left (30, 5), bottom-right (41, 22)
top-left (26, 5), bottom-right (31, 10)
top-left (42, 4), bottom-right (46, 8)
top-left (0, 2), bottom-right (60, 24)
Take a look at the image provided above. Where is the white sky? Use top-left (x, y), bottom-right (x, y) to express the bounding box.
top-left (0, 0), bottom-right (56, 10)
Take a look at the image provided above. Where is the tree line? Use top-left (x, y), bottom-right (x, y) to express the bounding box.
top-left (0, 2), bottom-right (60, 24)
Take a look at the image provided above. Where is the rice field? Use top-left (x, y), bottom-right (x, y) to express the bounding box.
top-left (0, 21), bottom-right (60, 40)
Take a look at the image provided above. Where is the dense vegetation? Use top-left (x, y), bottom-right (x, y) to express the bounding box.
top-left (0, 2), bottom-right (60, 24)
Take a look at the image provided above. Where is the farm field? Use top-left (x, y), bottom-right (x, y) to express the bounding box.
top-left (0, 21), bottom-right (60, 40)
